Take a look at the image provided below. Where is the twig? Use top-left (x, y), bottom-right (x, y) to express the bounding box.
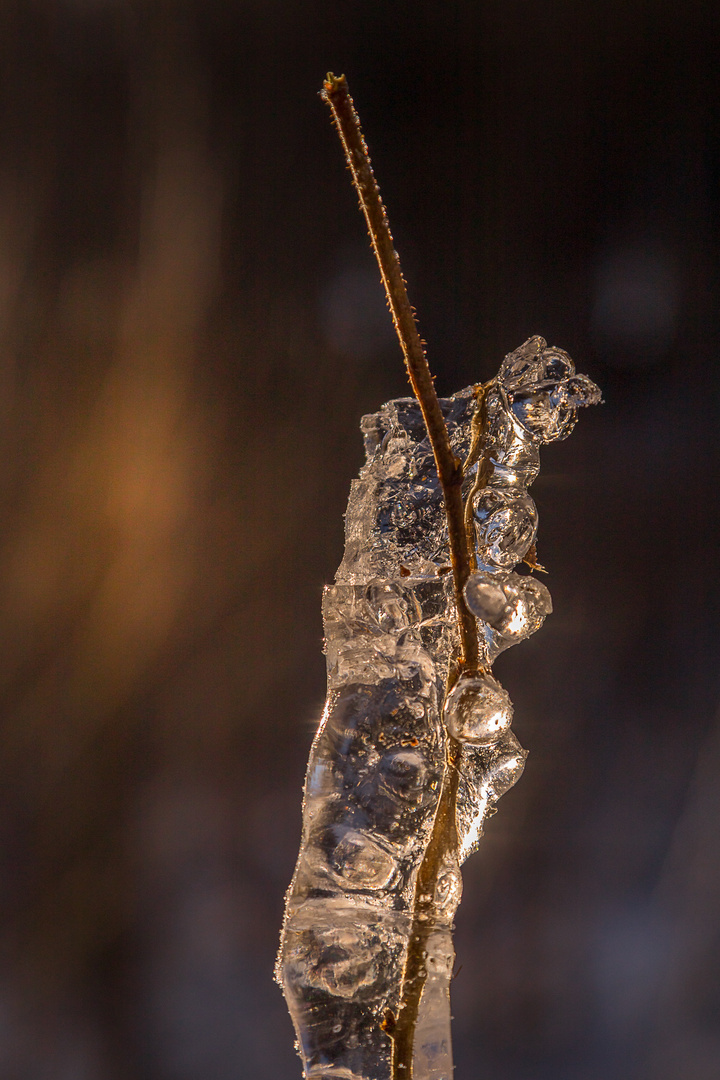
top-left (321, 73), bottom-right (486, 1079)
top-left (321, 73), bottom-right (479, 672)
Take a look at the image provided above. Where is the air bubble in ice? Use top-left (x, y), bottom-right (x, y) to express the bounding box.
top-left (499, 337), bottom-right (573, 392)
top-left (462, 578), bottom-right (507, 624)
top-left (443, 672), bottom-right (513, 745)
top-left (510, 388), bottom-right (578, 442)
top-left (483, 397), bottom-right (541, 488)
top-left (288, 919), bottom-right (380, 998)
top-left (378, 748), bottom-right (428, 803)
top-left (331, 829), bottom-right (397, 890)
top-left (493, 575), bottom-right (552, 642)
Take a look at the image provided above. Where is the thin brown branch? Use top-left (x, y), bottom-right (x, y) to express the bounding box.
top-left (321, 73), bottom-right (479, 672)
top-left (321, 72), bottom-right (492, 1080)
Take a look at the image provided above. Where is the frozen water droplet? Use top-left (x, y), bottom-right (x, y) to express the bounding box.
top-left (455, 731), bottom-right (529, 861)
top-left (493, 575), bottom-right (552, 642)
top-left (483, 391), bottom-right (542, 488)
top-left (509, 374), bottom-right (601, 442)
top-left (500, 336), bottom-right (576, 392)
top-left (497, 336), bottom-right (600, 443)
top-left (473, 488), bottom-right (538, 570)
top-left (510, 388), bottom-right (576, 441)
top-left (465, 571), bottom-right (552, 658)
top-left (443, 672), bottom-right (513, 745)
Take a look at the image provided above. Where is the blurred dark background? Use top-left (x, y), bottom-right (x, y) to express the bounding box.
top-left (0, 1), bottom-right (718, 1077)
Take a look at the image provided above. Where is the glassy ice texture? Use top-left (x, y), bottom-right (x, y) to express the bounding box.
top-left (472, 335), bottom-right (601, 572)
top-left (278, 337), bottom-right (600, 1080)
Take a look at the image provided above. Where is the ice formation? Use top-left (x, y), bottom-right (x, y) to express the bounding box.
top-left (278, 337), bottom-right (600, 1080)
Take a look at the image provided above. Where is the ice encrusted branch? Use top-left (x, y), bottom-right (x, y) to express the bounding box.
top-left (276, 74), bottom-right (602, 1080)
top-left (320, 75), bottom-right (485, 1074)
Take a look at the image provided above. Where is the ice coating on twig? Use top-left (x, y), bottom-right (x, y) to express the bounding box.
top-left (278, 338), bottom-right (600, 1080)
top-left (337, 388), bottom-right (477, 582)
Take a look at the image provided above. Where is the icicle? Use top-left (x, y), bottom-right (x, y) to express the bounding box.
top-left (278, 337), bottom-right (600, 1080)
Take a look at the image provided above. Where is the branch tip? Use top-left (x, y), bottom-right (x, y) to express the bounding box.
top-left (322, 72), bottom-right (347, 97)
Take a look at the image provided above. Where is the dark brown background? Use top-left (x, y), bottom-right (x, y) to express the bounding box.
top-left (0, 2), bottom-right (718, 1078)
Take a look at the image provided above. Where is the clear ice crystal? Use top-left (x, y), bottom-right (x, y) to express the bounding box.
top-left (498, 335), bottom-right (602, 442)
top-left (278, 338), bottom-right (600, 1080)
top-left (499, 336), bottom-right (574, 392)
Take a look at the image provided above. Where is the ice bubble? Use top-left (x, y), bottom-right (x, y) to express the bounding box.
top-left (496, 336), bottom-right (601, 443)
top-left (378, 748), bottom-right (428, 803)
top-left (509, 374), bottom-right (602, 443)
top-left (331, 829), bottom-right (397, 890)
top-left (499, 336), bottom-right (575, 394)
top-left (288, 919), bottom-right (380, 998)
top-left (474, 392), bottom-right (542, 494)
top-left (510, 387), bottom-right (574, 442)
top-left (443, 672), bottom-right (513, 745)
top-left (499, 335), bottom-right (552, 391)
